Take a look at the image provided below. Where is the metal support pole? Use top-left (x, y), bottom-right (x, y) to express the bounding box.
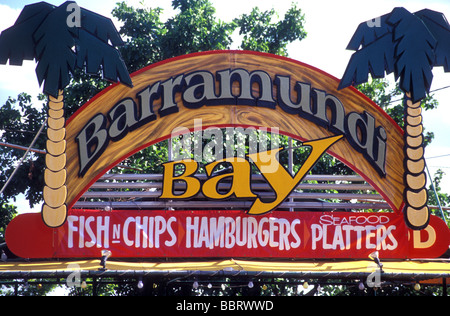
top-left (288, 137), bottom-right (294, 212)
top-left (168, 138), bottom-right (173, 161)
top-left (425, 162), bottom-right (448, 225)
top-left (0, 142), bottom-right (46, 154)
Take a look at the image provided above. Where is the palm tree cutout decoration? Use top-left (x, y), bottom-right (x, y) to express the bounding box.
top-left (339, 7), bottom-right (450, 230)
top-left (0, 1), bottom-right (132, 228)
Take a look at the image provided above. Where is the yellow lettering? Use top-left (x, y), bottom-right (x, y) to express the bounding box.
top-left (159, 135), bottom-right (343, 214)
top-left (247, 135), bottom-right (343, 215)
top-left (413, 225), bottom-right (436, 249)
top-left (160, 160), bottom-right (201, 199)
top-left (203, 158), bottom-right (257, 199)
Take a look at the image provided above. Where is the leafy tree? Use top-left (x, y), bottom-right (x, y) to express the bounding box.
top-left (112, 0), bottom-right (306, 73)
top-left (112, 0), bottom-right (235, 74)
top-left (235, 4), bottom-right (307, 56)
top-left (0, 202), bottom-right (16, 244)
top-left (0, 93), bottom-right (47, 208)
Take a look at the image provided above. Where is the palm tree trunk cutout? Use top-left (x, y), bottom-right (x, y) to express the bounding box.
top-left (0, 2), bottom-right (132, 228)
top-left (403, 93), bottom-right (429, 229)
top-left (339, 7), bottom-right (450, 230)
top-left (42, 90), bottom-right (67, 228)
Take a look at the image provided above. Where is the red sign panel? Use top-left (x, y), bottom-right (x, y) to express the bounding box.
top-left (6, 210), bottom-right (450, 259)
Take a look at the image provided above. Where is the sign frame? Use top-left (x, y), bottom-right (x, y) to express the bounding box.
top-left (7, 50), bottom-right (450, 261)
top-left (6, 210), bottom-right (450, 259)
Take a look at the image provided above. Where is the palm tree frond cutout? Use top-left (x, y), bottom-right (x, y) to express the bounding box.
top-left (415, 9), bottom-right (450, 72)
top-left (339, 33), bottom-right (395, 89)
top-left (388, 7), bottom-right (437, 103)
top-left (0, 1), bottom-right (132, 97)
top-left (0, 2), bottom-right (55, 66)
top-left (340, 7), bottom-right (450, 103)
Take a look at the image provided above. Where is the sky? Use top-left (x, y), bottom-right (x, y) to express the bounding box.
top-left (1, 0), bottom-right (450, 213)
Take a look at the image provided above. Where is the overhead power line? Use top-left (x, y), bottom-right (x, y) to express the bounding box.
top-left (426, 154), bottom-right (450, 160)
top-left (387, 85), bottom-right (450, 105)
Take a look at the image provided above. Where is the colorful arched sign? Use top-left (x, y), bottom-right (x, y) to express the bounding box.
top-left (65, 51), bottom-right (405, 213)
top-left (6, 51), bottom-right (450, 259)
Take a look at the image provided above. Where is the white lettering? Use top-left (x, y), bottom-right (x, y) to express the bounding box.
top-left (310, 223), bottom-right (398, 252)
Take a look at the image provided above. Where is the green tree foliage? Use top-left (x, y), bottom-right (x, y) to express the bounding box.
top-left (113, 0), bottom-right (306, 73)
top-left (0, 202), bottom-right (16, 243)
top-left (235, 4), bottom-right (307, 56)
top-left (112, 0), bottom-right (236, 73)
